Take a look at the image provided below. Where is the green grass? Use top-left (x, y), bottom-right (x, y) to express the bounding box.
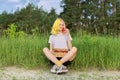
top-left (72, 35), bottom-right (120, 70)
top-left (0, 34), bottom-right (120, 70)
top-left (0, 35), bottom-right (49, 68)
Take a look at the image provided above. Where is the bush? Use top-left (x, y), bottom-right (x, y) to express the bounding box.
top-left (4, 23), bottom-right (26, 39)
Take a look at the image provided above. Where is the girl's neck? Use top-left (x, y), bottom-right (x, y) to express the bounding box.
top-left (58, 31), bottom-right (62, 34)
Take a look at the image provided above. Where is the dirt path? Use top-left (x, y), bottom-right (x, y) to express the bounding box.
top-left (0, 66), bottom-right (120, 80)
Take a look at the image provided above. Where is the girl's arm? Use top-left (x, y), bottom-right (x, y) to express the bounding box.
top-left (66, 29), bottom-right (72, 50)
top-left (50, 43), bottom-right (53, 53)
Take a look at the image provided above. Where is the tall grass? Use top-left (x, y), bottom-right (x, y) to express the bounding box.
top-left (0, 34), bottom-right (120, 70)
top-left (0, 35), bottom-right (49, 69)
top-left (72, 35), bottom-right (120, 70)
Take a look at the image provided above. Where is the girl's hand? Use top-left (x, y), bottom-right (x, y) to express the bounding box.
top-left (50, 50), bottom-right (53, 53)
top-left (61, 27), bottom-right (67, 34)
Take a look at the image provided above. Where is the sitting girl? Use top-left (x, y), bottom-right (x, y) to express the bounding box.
top-left (43, 18), bottom-right (77, 74)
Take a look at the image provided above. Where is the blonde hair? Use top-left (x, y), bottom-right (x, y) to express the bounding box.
top-left (51, 18), bottom-right (62, 35)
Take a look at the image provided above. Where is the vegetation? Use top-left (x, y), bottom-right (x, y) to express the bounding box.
top-left (0, 0), bottom-right (120, 70)
top-left (72, 34), bottom-right (120, 70)
top-left (60, 0), bottom-right (120, 36)
top-left (0, 33), bottom-right (120, 70)
top-left (0, 0), bottom-right (120, 36)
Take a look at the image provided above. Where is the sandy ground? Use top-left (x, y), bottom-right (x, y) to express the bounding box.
top-left (0, 66), bottom-right (120, 80)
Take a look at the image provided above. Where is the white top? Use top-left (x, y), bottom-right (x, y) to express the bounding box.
top-left (48, 33), bottom-right (72, 49)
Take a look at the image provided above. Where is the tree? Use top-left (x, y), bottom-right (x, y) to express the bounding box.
top-left (60, 0), bottom-right (120, 35)
top-left (0, 11), bottom-right (15, 35)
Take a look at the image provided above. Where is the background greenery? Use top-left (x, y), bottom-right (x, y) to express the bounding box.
top-left (0, 0), bottom-right (120, 70)
top-left (0, 0), bottom-right (120, 36)
top-left (0, 33), bottom-right (120, 70)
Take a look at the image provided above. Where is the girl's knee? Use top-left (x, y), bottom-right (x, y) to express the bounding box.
top-left (72, 47), bottom-right (77, 52)
top-left (43, 47), bottom-right (48, 52)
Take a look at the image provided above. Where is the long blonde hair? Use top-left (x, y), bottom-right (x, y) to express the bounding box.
top-left (51, 18), bottom-right (63, 35)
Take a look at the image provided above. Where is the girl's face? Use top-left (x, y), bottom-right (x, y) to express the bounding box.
top-left (59, 20), bottom-right (67, 34)
top-left (59, 20), bottom-right (66, 31)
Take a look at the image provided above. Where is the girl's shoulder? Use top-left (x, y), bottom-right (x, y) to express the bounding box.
top-left (50, 34), bottom-right (55, 37)
top-left (49, 34), bottom-right (56, 38)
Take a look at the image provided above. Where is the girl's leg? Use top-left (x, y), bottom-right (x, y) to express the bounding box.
top-left (60, 47), bottom-right (77, 63)
top-left (43, 47), bottom-right (59, 64)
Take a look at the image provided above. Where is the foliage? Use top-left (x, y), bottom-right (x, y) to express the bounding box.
top-left (0, 3), bottom-right (58, 36)
top-left (17, 31), bottom-right (26, 39)
top-left (4, 23), bottom-right (26, 39)
top-left (4, 23), bottom-right (17, 39)
top-left (0, 1), bottom-right (120, 36)
top-left (60, 0), bottom-right (120, 36)
top-left (0, 35), bottom-right (120, 70)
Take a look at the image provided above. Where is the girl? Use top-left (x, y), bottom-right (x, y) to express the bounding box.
top-left (43, 18), bottom-right (77, 74)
